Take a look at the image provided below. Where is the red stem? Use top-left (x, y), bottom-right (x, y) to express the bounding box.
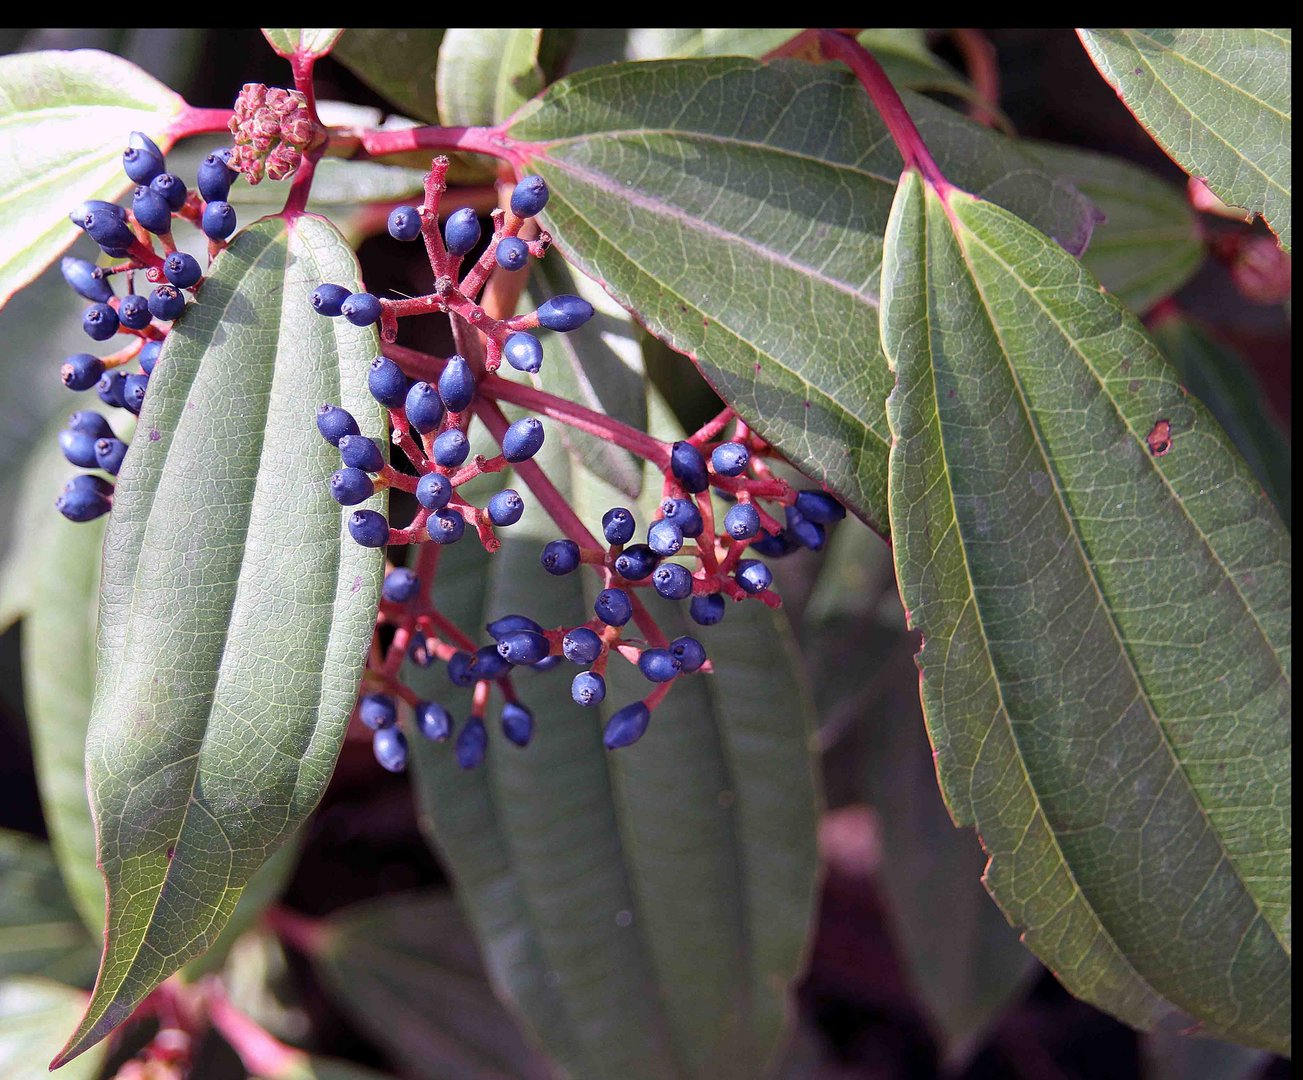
top-left (358, 123), bottom-right (525, 167)
top-left (207, 991), bottom-right (302, 1078)
top-left (952, 29), bottom-right (1001, 129)
top-left (166, 105), bottom-right (235, 142)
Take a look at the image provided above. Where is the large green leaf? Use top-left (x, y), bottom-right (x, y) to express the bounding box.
top-left (881, 171), bottom-right (1291, 1052)
top-left (261, 28), bottom-right (343, 58)
top-left (0, 49), bottom-right (184, 309)
top-left (0, 831), bottom-right (98, 986)
top-left (506, 58), bottom-right (1101, 533)
top-left (333, 30), bottom-right (445, 123)
top-left (406, 395), bottom-right (821, 1079)
top-left (0, 979), bottom-right (105, 1080)
top-left (54, 215), bottom-right (385, 1067)
top-left (437, 28), bottom-right (568, 127)
top-left (1079, 29), bottom-right (1292, 251)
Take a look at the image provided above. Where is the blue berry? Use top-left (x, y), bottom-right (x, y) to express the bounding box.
top-left (501, 702), bottom-right (534, 747)
top-left (415, 701), bottom-right (452, 741)
top-left (415, 472), bottom-right (453, 511)
top-left (502, 417), bottom-right (544, 462)
top-left (164, 252), bottom-right (202, 289)
top-left (139, 340), bottom-right (162, 374)
top-left (603, 701), bottom-right (651, 749)
top-left (647, 519), bottom-right (684, 556)
top-left (122, 373), bottom-right (149, 415)
top-left (750, 530), bottom-right (799, 558)
top-left (69, 200), bottom-right (126, 229)
top-left (614, 543), bottom-right (659, 581)
top-left (594, 587), bottom-right (633, 627)
top-left (602, 507), bottom-right (636, 545)
top-left (510, 175), bottom-right (549, 218)
top-left (433, 429), bottom-right (470, 467)
top-left (83, 210), bottom-right (135, 252)
top-left (446, 651), bottom-right (478, 687)
top-left (497, 630), bottom-right (550, 666)
top-left (638, 648), bottom-right (681, 683)
top-left (359, 692), bottom-right (398, 730)
top-left (487, 614), bottom-right (544, 639)
top-left (96, 371), bottom-right (128, 409)
top-left (82, 303), bottom-right (118, 341)
top-left (312, 283), bottom-right (351, 317)
top-left (531, 655), bottom-right (564, 672)
top-left (495, 236), bottom-right (529, 272)
top-left (794, 490), bottom-right (846, 523)
top-left (60, 257), bottom-right (113, 303)
top-left (330, 468), bottom-right (374, 505)
top-left (197, 149), bottom-right (236, 202)
top-left (456, 717), bottom-right (488, 769)
top-left (382, 567), bottom-right (419, 603)
top-left (123, 139), bottom-right (165, 185)
top-left (201, 200), bottom-right (237, 241)
top-left (504, 332), bottom-right (544, 374)
top-left (487, 489), bottom-right (524, 526)
top-left (94, 437), bottom-right (128, 475)
top-left (784, 505), bottom-right (826, 551)
top-left (348, 509), bottom-right (389, 547)
top-left (540, 538), bottom-right (580, 575)
top-left (316, 404), bottom-right (360, 446)
top-left (339, 434), bottom-right (385, 473)
top-left (368, 355), bottom-right (409, 408)
top-left (438, 356), bottom-right (475, 411)
top-left (373, 726), bottom-right (408, 772)
top-left (536, 295), bottom-right (594, 332)
top-left (443, 207), bottom-right (481, 256)
top-left (659, 498), bottom-right (703, 537)
top-left (652, 562), bottom-right (693, 601)
top-left (387, 205), bottom-right (422, 241)
top-left (150, 172), bottom-right (187, 210)
top-left (670, 441), bottom-right (709, 493)
top-left (562, 627), bottom-right (602, 664)
top-left (404, 381), bottom-right (445, 433)
top-left (66, 473), bottom-right (114, 497)
top-left (670, 636), bottom-right (707, 673)
top-left (61, 354), bottom-right (105, 391)
top-left (689, 593), bottom-right (726, 626)
top-left (342, 292), bottom-right (382, 327)
top-left (117, 294), bottom-right (152, 330)
top-left (131, 185), bottom-right (172, 234)
top-left (69, 410), bottom-right (113, 439)
top-left (55, 480), bottom-right (112, 522)
top-left (735, 559), bottom-right (773, 593)
top-left (58, 428), bottom-right (99, 468)
top-left (711, 441), bottom-right (749, 476)
top-left (147, 285), bottom-right (186, 321)
top-left (130, 131), bottom-right (164, 158)
top-left (408, 634), bottom-right (436, 668)
top-left (427, 507), bottom-right (466, 545)
top-left (723, 502), bottom-right (761, 541)
top-left (572, 671), bottom-right (606, 707)
top-left (473, 645), bottom-right (511, 679)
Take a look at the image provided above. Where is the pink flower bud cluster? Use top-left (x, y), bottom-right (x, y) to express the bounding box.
top-left (228, 84), bottom-right (316, 184)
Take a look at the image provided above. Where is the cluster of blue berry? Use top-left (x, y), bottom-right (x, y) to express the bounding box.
top-left (54, 131), bottom-right (240, 522)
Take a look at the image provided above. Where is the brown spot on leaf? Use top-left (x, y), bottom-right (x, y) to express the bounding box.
top-left (351, 575), bottom-right (363, 594)
top-left (947, 388), bottom-right (956, 399)
top-left (1128, 380), bottom-right (1141, 393)
top-left (1120, 358), bottom-right (1131, 372)
top-left (149, 427), bottom-right (161, 441)
top-left (1146, 418), bottom-right (1172, 456)
top-left (166, 847), bottom-right (175, 860)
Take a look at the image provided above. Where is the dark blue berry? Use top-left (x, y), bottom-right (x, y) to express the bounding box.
top-left (501, 702), bottom-right (534, 747)
top-left (316, 404), bottom-right (360, 446)
top-left (647, 519), bottom-right (684, 557)
top-left (670, 636), bottom-right (707, 673)
top-left (201, 200), bottom-right (237, 241)
top-left (312, 284), bottom-right (351, 317)
top-left (562, 627), bottom-right (602, 664)
top-left (83, 210), bottom-right (135, 252)
top-left (502, 417), bottom-right (544, 462)
top-left (82, 303), bottom-right (118, 341)
top-left (117, 294), bottom-right (152, 330)
top-left (433, 429), bottom-right (470, 467)
top-left (368, 355), bottom-right (409, 408)
top-left (497, 630), bottom-right (550, 666)
top-left (150, 172), bottom-right (187, 210)
top-left (447, 651), bottom-right (478, 687)
top-left (338, 434), bottom-right (385, 473)
top-left (456, 717), bottom-right (488, 769)
top-left (55, 481), bottom-right (111, 522)
top-left (784, 505), bottom-right (826, 551)
top-left (197, 149), bottom-right (236, 202)
top-left (69, 200), bottom-right (126, 229)
top-left (61, 354), bottom-right (105, 391)
top-left (139, 340), bottom-right (162, 375)
top-left (750, 530), bottom-right (799, 558)
top-left (572, 671), bottom-right (606, 707)
top-left (438, 356), bottom-right (475, 411)
top-left (540, 538), bottom-right (580, 575)
top-left (473, 645), bottom-right (511, 680)
top-left (359, 692), bottom-right (398, 730)
top-left (724, 502), bottom-right (761, 541)
top-left (163, 252), bottom-right (202, 289)
top-left (387, 205), bottom-right (422, 241)
top-left (147, 285), bottom-right (186, 321)
top-left (68, 411), bottom-right (113, 439)
top-left (408, 634), bottom-right (436, 667)
top-left (614, 544), bottom-right (659, 581)
top-left (487, 489), bottom-right (524, 526)
top-left (97, 371), bottom-right (128, 409)
top-left (415, 701), bottom-right (452, 741)
top-left (487, 614), bottom-right (544, 639)
top-left (404, 381), bottom-right (445, 433)
top-left (122, 373), bottom-right (149, 415)
top-left (495, 236), bottom-right (529, 271)
top-left (443, 207), bottom-right (481, 256)
top-left (341, 292), bottom-right (382, 327)
top-left (94, 437), bottom-right (128, 475)
top-left (603, 701), bottom-right (651, 749)
top-left (348, 509), bottom-right (389, 547)
top-left (602, 507), bottom-right (636, 545)
top-left (59, 429), bottom-right (99, 468)
top-left (129, 131), bottom-right (164, 158)
top-left (415, 472), bottom-right (453, 511)
top-left (131, 185), bottom-right (172, 234)
top-left (794, 489), bottom-right (846, 523)
top-left (373, 726), bottom-right (408, 772)
top-left (536, 295), bottom-right (594, 332)
top-left (652, 562), bottom-right (693, 601)
top-left (711, 441), bottom-right (749, 476)
top-left (123, 141), bottom-right (165, 185)
top-left (503, 332), bottom-right (544, 374)
top-left (382, 567), bottom-right (419, 603)
top-left (60, 257), bottom-right (113, 303)
top-left (660, 498), bottom-right (703, 537)
top-left (510, 175), bottom-right (549, 218)
top-left (670, 441), bottom-right (709, 493)
top-left (689, 593), bottom-right (726, 626)
top-left (638, 648), bottom-right (681, 683)
top-left (594, 588), bottom-right (633, 626)
top-left (735, 559), bottom-right (772, 593)
top-left (427, 508), bottom-right (466, 545)
top-left (330, 468), bottom-right (374, 505)
top-left (66, 473), bottom-right (114, 497)
top-left (531, 655), bottom-right (564, 672)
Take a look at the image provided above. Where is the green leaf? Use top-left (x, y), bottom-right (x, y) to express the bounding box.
top-left (437, 29), bottom-right (569, 127)
top-left (55, 215), bottom-right (385, 1067)
top-left (1079, 29), bottom-right (1292, 251)
top-left (261, 28), bottom-right (343, 58)
top-left (333, 30), bottom-right (445, 123)
top-left (0, 831), bottom-right (98, 986)
top-left (312, 891), bottom-right (551, 1079)
top-left (1023, 139), bottom-right (1204, 312)
top-left (0, 978), bottom-right (105, 1080)
top-left (406, 396), bottom-right (821, 1079)
top-left (0, 49), bottom-right (184, 309)
top-left (881, 171), bottom-right (1291, 1053)
top-left (507, 58), bottom-right (1101, 533)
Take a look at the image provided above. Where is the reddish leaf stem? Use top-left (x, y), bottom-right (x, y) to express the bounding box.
top-left (952, 29), bottom-right (1001, 129)
top-left (357, 123), bottom-right (524, 167)
top-left (165, 105), bottom-right (235, 142)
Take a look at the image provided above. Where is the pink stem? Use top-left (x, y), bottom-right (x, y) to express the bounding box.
top-left (166, 105), bottom-right (235, 142)
top-left (358, 123), bottom-right (524, 167)
top-left (207, 992), bottom-right (302, 1078)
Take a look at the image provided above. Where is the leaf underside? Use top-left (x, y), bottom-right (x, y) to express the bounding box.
top-left (882, 171), bottom-right (1290, 1054)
